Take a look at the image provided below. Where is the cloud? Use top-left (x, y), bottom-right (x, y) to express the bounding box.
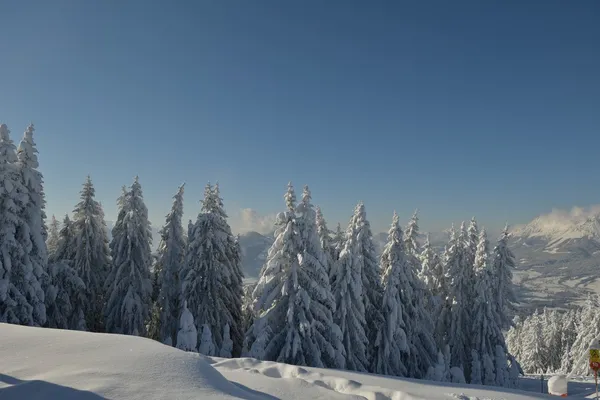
top-left (231, 208), bottom-right (277, 235)
top-left (545, 204), bottom-right (600, 221)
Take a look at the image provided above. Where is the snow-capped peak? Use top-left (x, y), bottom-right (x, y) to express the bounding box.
top-left (511, 205), bottom-right (600, 247)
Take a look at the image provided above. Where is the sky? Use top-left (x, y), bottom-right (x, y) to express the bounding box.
top-left (1, 0), bottom-right (599, 235)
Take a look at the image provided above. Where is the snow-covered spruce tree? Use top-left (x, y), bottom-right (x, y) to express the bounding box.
top-left (199, 324), bottom-right (216, 356)
top-left (71, 176), bottom-right (111, 332)
top-left (295, 186), bottom-right (345, 369)
top-left (559, 309), bottom-right (579, 373)
top-left (380, 212), bottom-right (437, 378)
top-left (16, 123), bottom-right (47, 326)
top-left (372, 212), bottom-right (410, 377)
top-left (182, 183), bottom-right (244, 356)
top-left (45, 260), bottom-right (87, 331)
top-left (470, 350), bottom-right (482, 385)
top-left (176, 300), bottom-right (197, 352)
top-left (403, 210), bottom-right (420, 257)
top-left (213, 182), bottom-right (245, 356)
top-left (245, 183), bottom-right (336, 367)
top-left (519, 309), bottom-right (547, 374)
top-left (445, 223), bottom-right (473, 379)
top-left (151, 184), bottom-right (185, 346)
top-left (220, 324), bottom-right (234, 358)
top-left (51, 215), bottom-right (76, 263)
top-left (352, 202), bottom-right (384, 370)
top-left (104, 177), bottom-right (153, 336)
top-left (331, 223), bottom-right (345, 262)
top-left (331, 215), bottom-right (369, 371)
top-left (46, 215), bottom-right (60, 259)
top-left (490, 225), bottom-right (517, 330)
top-left (315, 206), bottom-right (335, 276)
top-left (567, 296), bottom-right (600, 376)
top-left (465, 217), bottom-right (479, 271)
top-left (0, 123), bottom-right (36, 325)
top-left (419, 234), bottom-right (441, 294)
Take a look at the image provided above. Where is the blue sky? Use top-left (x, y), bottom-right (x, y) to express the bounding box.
top-left (1, 0), bottom-right (599, 234)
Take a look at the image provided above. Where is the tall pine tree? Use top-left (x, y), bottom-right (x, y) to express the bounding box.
top-left (182, 183), bottom-right (244, 356)
top-left (104, 177), bottom-right (153, 335)
top-left (245, 183), bottom-right (340, 367)
top-left (491, 225), bottom-right (517, 330)
top-left (46, 215), bottom-right (60, 258)
top-left (72, 176), bottom-right (111, 331)
top-left (152, 184), bottom-right (186, 346)
top-left (0, 123), bottom-right (37, 325)
top-left (16, 123), bottom-right (47, 326)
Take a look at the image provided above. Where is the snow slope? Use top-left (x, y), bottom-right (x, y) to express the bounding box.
top-left (0, 324), bottom-right (559, 400)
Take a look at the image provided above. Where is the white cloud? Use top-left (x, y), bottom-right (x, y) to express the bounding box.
top-left (230, 208), bottom-right (277, 235)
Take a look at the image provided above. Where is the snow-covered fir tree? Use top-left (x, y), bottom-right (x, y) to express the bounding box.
top-left (350, 202), bottom-right (383, 369)
top-left (470, 350), bottom-right (482, 385)
top-left (331, 225), bottom-right (369, 370)
top-left (46, 215), bottom-right (60, 258)
top-left (471, 229), bottom-right (510, 386)
top-left (465, 217), bottom-right (479, 272)
top-left (295, 186), bottom-right (345, 369)
top-left (490, 225), bottom-right (517, 330)
top-left (104, 177), bottom-right (153, 336)
top-left (181, 183), bottom-right (244, 356)
top-left (71, 176), bottom-right (111, 332)
top-left (518, 309), bottom-right (547, 374)
top-left (16, 123), bottom-right (47, 326)
top-left (419, 233), bottom-right (445, 305)
top-left (176, 300), bottom-right (197, 352)
top-left (331, 222), bottom-right (345, 262)
top-left (372, 212), bottom-right (410, 377)
top-left (0, 123), bottom-right (38, 325)
top-left (151, 184), bottom-right (186, 346)
top-left (199, 324), bottom-right (216, 356)
top-left (403, 210), bottom-right (420, 257)
top-left (566, 297), bottom-right (600, 376)
top-left (315, 206), bottom-right (335, 276)
top-left (45, 260), bottom-right (87, 331)
top-left (445, 223), bottom-right (473, 379)
top-left (51, 215), bottom-right (76, 263)
top-left (245, 183), bottom-right (343, 368)
top-left (376, 212), bottom-right (437, 378)
top-left (213, 182), bottom-right (245, 356)
top-left (220, 324), bottom-right (233, 358)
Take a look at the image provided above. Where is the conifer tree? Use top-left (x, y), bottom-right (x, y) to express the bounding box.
top-left (152, 184), bottom-right (185, 346)
top-left (445, 223), bottom-right (473, 378)
top-left (0, 123), bottom-right (37, 325)
top-left (104, 177), bottom-right (153, 336)
top-left (46, 215), bottom-right (60, 258)
top-left (315, 206), bottom-right (335, 276)
top-left (72, 176), bottom-right (111, 331)
top-left (352, 203), bottom-right (383, 368)
top-left (419, 233), bottom-right (445, 316)
top-left (295, 187), bottom-right (345, 369)
top-left (373, 212), bottom-right (409, 376)
top-left (331, 223), bottom-right (345, 261)
top-left (52, 215), bottom-right (76, 263)
top-left (491, 225), bottom-right (517, 330)
top-left (245, 183), bottom-right (341, 368)
top-left (404, 210), bottom-right (420, 257)
top-left (45, 260), bottom-right (87, 331)
top-left (16, 123), bottom-right (47, 326)
top-left (182, 183), bottom-right (244, 356)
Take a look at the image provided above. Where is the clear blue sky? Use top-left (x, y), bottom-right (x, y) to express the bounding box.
top-left (1, 0), bottom-right (599, 234)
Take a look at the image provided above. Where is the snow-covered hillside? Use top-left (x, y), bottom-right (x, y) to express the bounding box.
top-left (509, 206), bottom-right (600, 311)
top-left (0, 323), bottom-right (563, 400)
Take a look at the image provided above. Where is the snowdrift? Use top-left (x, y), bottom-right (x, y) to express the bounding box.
top-left (0, 323), bottom-right (552, 399)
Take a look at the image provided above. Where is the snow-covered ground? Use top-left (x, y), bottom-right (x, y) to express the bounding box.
top-left (1, 323), bottom-right (590, 400)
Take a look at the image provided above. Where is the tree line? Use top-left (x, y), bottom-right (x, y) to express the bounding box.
top-left (0, 123), bottom-right (519, 387)
top-left (507, 297), bottom-right (600, 377)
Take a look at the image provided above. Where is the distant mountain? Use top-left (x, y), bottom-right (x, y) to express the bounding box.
top-left (237, 231), bottom-right (274, 278)
top-left (510, 207), bottom-right (600, 311)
